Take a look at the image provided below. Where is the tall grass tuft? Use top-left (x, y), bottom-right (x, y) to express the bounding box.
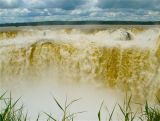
top-left (44, 96), bottom-right (84, 121)
top-left (0, 92), bottom-right (160, 121)
top-left (143, 101), bottom-right (160, 121)
top-left (118, 95), bottom-right (137, 121)
top-left (0, 92), bottom-right (27, 121)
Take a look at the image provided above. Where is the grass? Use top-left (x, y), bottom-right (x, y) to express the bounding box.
top-left (0, 92), bottom-right (160, 121)
top-left (118, 95), bottom-right (137, 121)
top-left (143, 102), bottom-right (160, 121)
top-left (44, 96), bottom-right (84, 121)
top-left (0, 92), bottom-right (27, 121)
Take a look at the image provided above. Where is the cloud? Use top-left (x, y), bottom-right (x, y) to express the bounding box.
top-left (0, 7), bottom-right (160, 24)
top-left (0, 0), bottom-right (159, 10)
top-left (0, 8), bottom-right (30, 17)
top-left (0, 0), bottom-right (88, 10)
top-left (0, 0), bottom-right (22, 8)
top-left (0, 0), bottom-right (159, 23)
top-left (97, 0), bottom-right (160, 10)
top-left (26, 0), bottom-right (87, 10)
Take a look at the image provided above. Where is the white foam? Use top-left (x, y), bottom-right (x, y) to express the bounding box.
top-left (0, 27), bottom-right (160, 50)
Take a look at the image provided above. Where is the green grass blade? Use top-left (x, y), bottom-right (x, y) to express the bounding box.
top-left (66, 98), bottom-right (81, 109)
top-left (44, 112), bottom-right (57, 121)
top-left (65, 111), bottom-right (86, 120)
top-left (24, 114), bottom-right (27, 121)
top-left (131, 112), bottom-right (137, 121)
top-left (0, 92), bottom-right (6, 100)
top-left (3, 104), bottom-right (10, 119)
top-left (118, 104), bottom-right (125, 116)
top-left (126, 95), bottom-right (132, 111)
top-left (52, 96), bottom-right (64, 111)
top-left (98, 101), bottom-right (104, 121)
top-left (109, 104), bottom-right (116, 121)
top-left (145, 101), bottom-right (149, 116)
top-left (0, 114), bottom-right (3, 121)
top-left (10, 97), bottom-right (21, 110)
top-left (62, 96), bottom-right (68, 121)
top-left (36, 114), bottom-right (40, 121)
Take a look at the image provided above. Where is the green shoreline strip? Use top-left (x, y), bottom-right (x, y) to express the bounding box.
top-left (0, 21), bottom-right (160, 27)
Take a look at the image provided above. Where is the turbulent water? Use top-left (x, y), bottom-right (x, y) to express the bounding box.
top-left (0, 25), bottom-right (160, 120)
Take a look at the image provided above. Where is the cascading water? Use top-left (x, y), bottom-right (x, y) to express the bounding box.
top-left (0, 26), bottom-right (160, 120)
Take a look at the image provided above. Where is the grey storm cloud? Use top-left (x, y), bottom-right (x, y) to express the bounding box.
top-left (0, 0), bottom-right (23, 8)
top-left (25, 0), bottom-right (87, 10)
top-left (0, 0), bottom-right (87, 10)
top-left (0, 0), bottom-right (159, 23)
top-left (97, 0), bottom-right (160, 10)
top-left (0, 0), bottom-right (159, 10)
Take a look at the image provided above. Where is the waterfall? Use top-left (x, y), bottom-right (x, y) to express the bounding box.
top-left (0, 26), bottom-right (160, 120)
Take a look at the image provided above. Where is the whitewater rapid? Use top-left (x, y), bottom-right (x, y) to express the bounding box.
top-left (0, 25), bottom-right (160, 120)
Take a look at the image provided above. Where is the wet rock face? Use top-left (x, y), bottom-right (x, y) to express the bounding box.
top-left (126, 32), bottom-right (132, 40)
top-left (111, 29), bottom-right (134, 41)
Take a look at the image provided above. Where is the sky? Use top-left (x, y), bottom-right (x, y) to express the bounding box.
top-left (0, 0), bottom-right (160, 23)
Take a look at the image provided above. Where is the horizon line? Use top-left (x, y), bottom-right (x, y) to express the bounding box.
top-left (0, 20), bottom-right (160, 27)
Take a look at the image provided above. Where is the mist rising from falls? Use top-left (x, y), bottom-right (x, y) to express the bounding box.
top-left (0, 26), bottom-right (160, 120)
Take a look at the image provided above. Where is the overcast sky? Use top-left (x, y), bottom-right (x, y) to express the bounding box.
top-left (0, 0), bottom-right (160, 23)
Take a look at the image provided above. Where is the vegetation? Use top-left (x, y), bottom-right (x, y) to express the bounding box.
top-left (44, 97), bottom-right (84, 121)
top-left (0, 92), bottom-right (27, 121)
top-left (0, 92), bottom-right (160, 121)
